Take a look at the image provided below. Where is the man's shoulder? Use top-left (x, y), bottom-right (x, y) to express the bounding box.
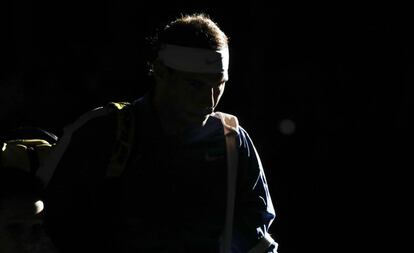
top-left (210, 111), bottom-right (239, 135)
top-left (209, 113), bottom-right (256, 151)
top-left (61, 94), bottom-right (151, 143)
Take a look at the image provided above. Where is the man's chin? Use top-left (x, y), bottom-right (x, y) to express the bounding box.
top-left (184, 114), bottom-right (210, 128)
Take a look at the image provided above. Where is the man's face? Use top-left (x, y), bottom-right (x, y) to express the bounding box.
top-left (157, 68), bottom-right (227, 130)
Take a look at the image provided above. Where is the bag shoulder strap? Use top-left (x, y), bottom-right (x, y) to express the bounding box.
top-left (36, 102), bottom-right (132, 186)
top-left (105, 102), bottom-right (135, 177)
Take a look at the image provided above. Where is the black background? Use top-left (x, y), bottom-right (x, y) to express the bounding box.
top-left (1, 2), bottom-right (411, 252)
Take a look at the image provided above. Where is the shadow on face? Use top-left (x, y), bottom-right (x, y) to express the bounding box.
top-left (154, 64), bottom-right (228, 130)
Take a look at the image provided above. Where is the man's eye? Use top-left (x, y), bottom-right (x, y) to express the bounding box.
top-left (188, 81), bottom-right (204, 89)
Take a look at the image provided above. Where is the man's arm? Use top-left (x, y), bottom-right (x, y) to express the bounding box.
top-left (232, 127), bottom-right (278, 253)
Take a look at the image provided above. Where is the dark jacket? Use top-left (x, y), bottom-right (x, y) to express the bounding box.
top-left (43, 94), bottom-right (277, 253)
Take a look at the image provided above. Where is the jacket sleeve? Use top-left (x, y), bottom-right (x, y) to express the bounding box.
top-left (231, 126), bottom-right (278, 253)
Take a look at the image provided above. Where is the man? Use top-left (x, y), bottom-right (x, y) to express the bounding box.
top-left (40, 13), bottom-right (277, 252)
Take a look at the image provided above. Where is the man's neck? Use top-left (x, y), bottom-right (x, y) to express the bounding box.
top-left (151, 96), bottom-right (185, 136)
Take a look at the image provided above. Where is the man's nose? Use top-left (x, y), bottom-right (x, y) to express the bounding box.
top-left (205, 87), bottom-right (215, 110)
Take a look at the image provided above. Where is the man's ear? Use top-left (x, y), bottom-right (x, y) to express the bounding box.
top-left (153, 59), bottom-right (169, 83)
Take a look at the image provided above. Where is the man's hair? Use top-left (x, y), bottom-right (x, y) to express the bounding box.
top-left (158, 13), bottom-right (228, 49)
top-left (146, 13), bottom-right (229, 74)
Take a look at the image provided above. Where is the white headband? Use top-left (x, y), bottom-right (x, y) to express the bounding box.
top-left (158, 44), bottom-right (229, 75)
